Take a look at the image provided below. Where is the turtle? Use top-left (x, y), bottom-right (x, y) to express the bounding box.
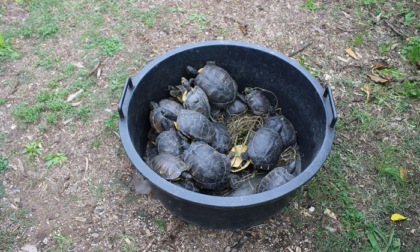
top-left (226, 97), bottom-right (248, 115)
top-left (183, 141), bottom-right (230, 190)
top-left (163, 109), bottom-right (216, 144)
top-left (156, 128), bottom-right (184, 157)
top-left (244, 127), bottom-right (284, 170)
top-left (159, 98), bottom-right (183, 116)
top-left (256, 166), bottom-right (295, 193)
top-left (149, 101), bottom-right (175, 133)
top-left (241, 89), bottom-right (274, 116)
top-left (149, 153), bottom-right (192, 181)
top-left (169, 77), bottom-right (211, 118)
top-left (263, 115), bottom-right (297, 149)
top-left (190, 62), bottom-right (238, 109)
top-left (211, 122), bottom-right (233, 154)
top-left (226, 172), bottom-right (266, 197)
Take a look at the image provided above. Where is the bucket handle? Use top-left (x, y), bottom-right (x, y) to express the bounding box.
top-left (118, 77), bottom-right (134, 119)
top-left (323, 85), bottom-right (338, 128)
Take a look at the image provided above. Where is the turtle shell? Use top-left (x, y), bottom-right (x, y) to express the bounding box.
top-left (183, 141), bottom-right (230, 190)
top-left (149, 153), bottom-right (190, 181)
top-left (256, 167), bottom-right (295, 193)
top-left (156, 128), bottom-right (183, 156)
top-left (194, 62), bottom-right (238, 109)
top-left (247, 127), bottom-right (283, 170)
top-left (278, 115), bottom-right (297, 149)
top-left (184, 86), bottom-right (211, 118)
top-left (159, 98), bottom-right (183, 116)
top-left (149, 101), bottom-right (175, 133)
top-left (245, 90), bottom-right (272, 116)
top-left (176, 109), bottom-right (215, 144)
top-left (211, 122), bottom-right (233, 154)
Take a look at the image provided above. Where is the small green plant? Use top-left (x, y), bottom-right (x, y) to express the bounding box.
top-left (0, 155), bottom-right (8, 173)
top-left (367, 226), bottom-right (401, 252)
top-left (188, 12), bottom-right (210, 30)
top-left (44, 152), bottom-right (67, 168)
top-left (0, 35), bottom-right (19, 60)
top-left (104, 112), bottom-right (119, 132)
top-left (398, 80), bottom-right (419, 98)
top-left (22, 141), bottom-right (43, 158)
top-left (51, 231), bottom-right (73, 251)
top-left (378, 40), bottom-right (393, 55)
top-left (300, 0), bottom-right (323, 11)
top-left (12, 102), bottom-right (44, 123)
top-left (170, 2), bottom-right (185, 13)
top-left (89, 180), bottom-right (105, 199)
top-left (349, 33), bottom-right (365, 47)
top-left (85, 35), bottom-right (123, 56)
top-left (139, 9), bottom-right (160, 28)
top-left (401, 36), bottom-right (420, 64)
top-left (153, 217), bottom-right (166, 231)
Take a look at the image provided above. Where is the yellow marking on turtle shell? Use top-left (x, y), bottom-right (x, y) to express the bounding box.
top-left (174, 121), bottom-right (179, 130)
top-left (182, 91), bottom-right (188, 102)
top-left (198, 67), bottom-right (204, 73)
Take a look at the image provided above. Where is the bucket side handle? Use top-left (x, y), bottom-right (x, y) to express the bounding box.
top-left (323, 85), bottom-right (338, 128)
top-left (118, 77), bottom-right (134, 119)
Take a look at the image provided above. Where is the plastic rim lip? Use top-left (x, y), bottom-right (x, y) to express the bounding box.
top-left (119, 40), bottom-right (335, 208)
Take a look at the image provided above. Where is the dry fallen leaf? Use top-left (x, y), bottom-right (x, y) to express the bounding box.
top-left (66, 89), bottom-right (83, 102)
top-left (361, 83), bottom-right (372, 101)
top-left (324, 208), bottom-right (338, 220)
top-left (367, 74), bottom-right (389, 84)
top-left (372, 62), bottom-right (390, 70)
top-left (399, 167), bottom-right (407, 181)
top-left (238, 24), bottom-right (248, 36)
top-left (391, 213), bottom-right (407, 221)
top-left (71, 101), bottom-right (82, 107)
top-left (345, 48), bottom-right (358, 60)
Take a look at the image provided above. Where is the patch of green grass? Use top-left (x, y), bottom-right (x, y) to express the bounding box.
top-left (12, 102), bottom-right (44, 123)
top-left (89, 179), bottom-right (105, 199)
top-left (377, 68), bottom-right (402, 78)
top-left (21, 11), bottom-right (60, 39)
top-left (119, 235), bottom-right (138, 252)
top-left (0, 98), bottom-right (4, 106)
top-left (104, 112), bottom-right (119, 133)
top-left (300, 0), bottom-right (323, 11)
top-left (49, 232), bottom-right (73, 252)
top-left (0, 155), bottom-right (8, 173)
top-left (85, 35), bottom-right (123, 56)
top-left (22, 140), bottom-right (43, 159)
top-left (366, 225), bottom-right (401, 252)
top-left (140, 10), bottom-right (159, 28)
top-left (0, 34), bottom-right (20, 61)
top-left (398, 80), bottom-right (419, 98)
top-left (350, 107), bottom-right (377, 131)
top-left (153, 217), bottom-right (166, 231)
top-left (348, 33), bottom-right (365, 48)
top-left (374, 143), bottom-right (404, 183)
top-left (44, 152), bottom-right (67, 168)
top-left (378, 40), bottom-right (393, 55)
top-left (401, 36), bottom-right (420, 64)
top-left (187, 12), bottom-right (210, 30)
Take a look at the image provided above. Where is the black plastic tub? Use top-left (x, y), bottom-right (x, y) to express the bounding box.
top-left (118, 40), bottom-right (337, 230)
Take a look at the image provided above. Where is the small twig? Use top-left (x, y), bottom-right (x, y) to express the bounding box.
top-left (287, 41), bottom-right (313, 57)
top-left (384, 20), bottom-right (407, 39)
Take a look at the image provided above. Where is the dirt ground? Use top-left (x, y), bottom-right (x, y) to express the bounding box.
top-left (1, 0), bottom-right (419, 251)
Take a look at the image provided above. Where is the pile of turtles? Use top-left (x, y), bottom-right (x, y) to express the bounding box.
top-left (145, 61), bottom-right (301, 196)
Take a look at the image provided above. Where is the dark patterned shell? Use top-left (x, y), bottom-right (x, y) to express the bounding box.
top-left (245, 90), bottom-right (271, 116)
top-left (226, 98), bottom-right (248, 115)
top-left (149, 153), bottom-right (190, 181)
top-left (256, 167), bottom-right (295, 193)
top-left (211, 122), bottom-right (232, 154)
top-left (159, 98), bottom-right (182, 116)
top-left (176, 109), bottom-right (215, 144)
top-left (149, 101), bottom-right (175, 133)
top-left (156, 128), bottom-right (183, 156)
top-left (247, 127), bottom-right (283, 170)
top-left (184, 86), bottom-right (211, 118)
top-left (278, 115), bottom-right (297, 149)
top-left (183, 141), bottom-right (230, 190)
top-left (194, 63), bottom-right (238, 109)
